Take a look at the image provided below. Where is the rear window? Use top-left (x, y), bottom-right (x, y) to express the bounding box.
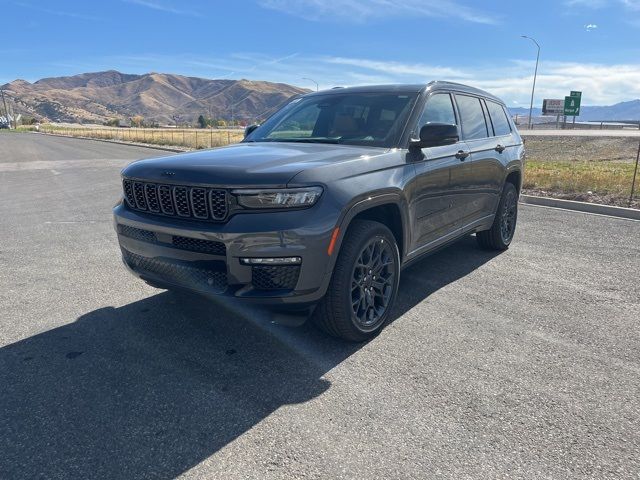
top-left (455, 94), bottom-right (489, 140)
top-left (486, 100), bottom-right (512, 136)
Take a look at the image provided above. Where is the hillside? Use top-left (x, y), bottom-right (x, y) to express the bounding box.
top-left (1, 70), bottom-right (309, 125)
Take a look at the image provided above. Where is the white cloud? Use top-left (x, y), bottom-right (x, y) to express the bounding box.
top-left (122, 0), bottom-right (201, 17)
top-left (584, 23), bottom-right (598, 30)
top-left (565, 0), bottom-right (640, 7)
top-left (259, 0), bottom-right (499, 25)
top-left (325, 57), bottom-right (471, 78)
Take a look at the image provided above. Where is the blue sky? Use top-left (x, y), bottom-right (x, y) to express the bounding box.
top-left (2, 0), bottom-right (640, 106)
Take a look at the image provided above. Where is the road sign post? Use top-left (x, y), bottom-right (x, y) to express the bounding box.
top-left (564, 91), bottom-right (582, 128)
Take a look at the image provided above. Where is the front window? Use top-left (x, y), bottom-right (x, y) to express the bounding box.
top-left (245, 92), bottom-right (418, 148)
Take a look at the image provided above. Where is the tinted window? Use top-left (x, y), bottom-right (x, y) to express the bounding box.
top-left (486, 101), bottom-right (511, 136)
top-left (455, 95), bottom-right (488, 140)
top-left (416, 94), bottom-right (456, 128)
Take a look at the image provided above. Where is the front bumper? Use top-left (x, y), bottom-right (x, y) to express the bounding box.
top-left (113, 203), bottom-right (339, 306)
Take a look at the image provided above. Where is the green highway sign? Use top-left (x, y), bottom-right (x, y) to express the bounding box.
top-left (564, 92), bottom-right (582, 116)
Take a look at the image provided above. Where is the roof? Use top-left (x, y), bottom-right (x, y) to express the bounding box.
top-left (306, 81), bottom-right (505, 105)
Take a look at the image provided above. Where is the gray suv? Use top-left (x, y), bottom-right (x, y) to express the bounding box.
top-left (114, 81), bottom-right (524, 341)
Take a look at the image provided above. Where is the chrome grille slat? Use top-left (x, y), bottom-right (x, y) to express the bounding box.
top-left (122, 178), bottom-right (228, 222)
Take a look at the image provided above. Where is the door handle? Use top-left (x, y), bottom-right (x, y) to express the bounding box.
top-left (495, 144), bottom-right (506, 153)
top-left (455, 150), bottom-right (470, 160)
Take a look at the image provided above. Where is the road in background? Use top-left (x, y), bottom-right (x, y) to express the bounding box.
top-left (522, 129), bottom-right (640, 137)
top-left (1, 134), bottom-right (639, 479)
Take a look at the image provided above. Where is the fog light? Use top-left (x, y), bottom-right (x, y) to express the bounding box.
top-left (240, 257), bottom-right (301, 265)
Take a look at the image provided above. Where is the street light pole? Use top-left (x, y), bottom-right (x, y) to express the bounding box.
top-left (521, 35), bottom-right (540, 130)
top-left (302, 77), bottom-right (318, 92)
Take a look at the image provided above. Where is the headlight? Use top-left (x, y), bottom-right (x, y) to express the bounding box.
top-left (232, 187), bottom-right (323, 209)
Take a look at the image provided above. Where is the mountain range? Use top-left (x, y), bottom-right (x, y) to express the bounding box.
top-left (509, 101), bottom-right (640, 122)
top-left (1, 70), bottom-right (309, 125)
top-left (2, 70), bottom-right (639, 124)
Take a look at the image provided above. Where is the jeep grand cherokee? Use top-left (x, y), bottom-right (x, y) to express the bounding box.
top-left (114, 81), bottom-right (524, 341)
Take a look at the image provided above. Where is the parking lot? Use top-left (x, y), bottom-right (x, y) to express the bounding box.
top-left (1, 133), bottom-right (639, 479)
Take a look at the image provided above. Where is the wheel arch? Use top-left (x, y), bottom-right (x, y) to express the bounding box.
top-left (504, 166), bottom-right (522, 193)
top-left (334, 193), bottom-right (409, 263)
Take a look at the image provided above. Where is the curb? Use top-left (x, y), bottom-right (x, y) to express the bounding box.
top-left (30, 131), bottom-right (187, 153)
top-left (520, 195), bottom-right (640, 220)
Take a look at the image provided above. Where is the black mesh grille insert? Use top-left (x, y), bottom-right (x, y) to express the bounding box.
top-left (174, 187), bottom-right (190, 216)
top-left (252, 265), bottom-right (300, 290)
top-left (145, 184), bottom-right (160, 212)
top-left (210, 190), bottom-right (228, 221)
top-left (158, 185), bottom-right (175, 214)
top-left (123, 179), bottom-right (136, 207)
top-left (191, 188), bottom-right (208, 219)
top-left (172, 236), bottom-right (226, 256)
top-left (122, 178), bottom-right (229, 222)
top-left (122, 249), bottom-right (227, 293)
top-left (118, 224), bottom-right (156, 243)
top-left (133, 182), bottom-right (147, 209)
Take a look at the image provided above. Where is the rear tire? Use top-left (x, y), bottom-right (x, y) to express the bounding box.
top-left (312, 220), bottom-right (400, 342)
top-left (477, 182), bottom-right (518, 250)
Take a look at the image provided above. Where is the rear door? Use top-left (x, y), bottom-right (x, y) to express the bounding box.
top-left (452, 94), bottom-right (497, 225)
top-left (474, 99), bottom-right (516, 215)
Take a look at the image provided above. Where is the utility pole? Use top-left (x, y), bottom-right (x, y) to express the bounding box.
top-left (0, 89), bottom-right (9, 128)
top-left (521, 35), bottom-right (540, 130)
top-left (630, 141), bottom-right (640, 207)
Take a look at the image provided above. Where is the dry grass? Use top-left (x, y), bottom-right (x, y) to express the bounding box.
top-left (522, 135), bottom-right (640, 208)
top-left (36, 124), bottom-right (244, 149)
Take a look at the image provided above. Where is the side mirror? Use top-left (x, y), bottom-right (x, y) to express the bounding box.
top-left (409, 123), bottom-right (459, 149)
top-left (244, 124), bottom-right (260, 138)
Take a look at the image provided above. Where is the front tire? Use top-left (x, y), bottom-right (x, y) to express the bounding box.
top-left (312, 220), bottom-right (400, 342)
top-left (477, 182), bottom-right (518, 250)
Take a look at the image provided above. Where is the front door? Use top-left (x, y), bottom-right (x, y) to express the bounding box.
top-left (407, 93), bottom-right (469, 253)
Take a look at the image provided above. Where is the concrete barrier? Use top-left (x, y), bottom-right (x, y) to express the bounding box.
top-left (520, 195), bottom-right (640, 220)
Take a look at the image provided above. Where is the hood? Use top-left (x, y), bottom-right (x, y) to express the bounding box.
top-left (122, 142), bottom-right (386, 187)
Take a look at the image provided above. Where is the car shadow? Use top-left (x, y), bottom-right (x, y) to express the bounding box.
top-left (0, 235), bottom-right (501, 479)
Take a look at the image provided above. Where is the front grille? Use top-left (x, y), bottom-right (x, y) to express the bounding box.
top-left (122, 249), bottom-right (227, 293)
top-left (122, 178), bottom-right (228, 222)
top-left (252, 265), bottom-right (300, 290)
top-left (172, 236), bottom-right (226, 256)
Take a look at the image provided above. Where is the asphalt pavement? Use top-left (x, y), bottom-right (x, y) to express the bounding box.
top-left (1, 133), bottom-right (639, 479)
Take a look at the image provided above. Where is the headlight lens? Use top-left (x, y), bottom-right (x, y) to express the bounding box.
top-left (232, 187), bottom-right (323, 209)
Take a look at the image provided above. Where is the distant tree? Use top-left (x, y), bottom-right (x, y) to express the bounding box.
top-left (131, 115), bottom-right (144, 127)
top-left (197, 114), bottom-right (207, 129)
top-left (216, 119), bottom-right (227, 127)
top-left (104, 118), bottom-right (120, 127)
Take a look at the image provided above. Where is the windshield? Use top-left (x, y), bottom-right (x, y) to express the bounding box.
top-left (244, 92), bottom-right (419, 148)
